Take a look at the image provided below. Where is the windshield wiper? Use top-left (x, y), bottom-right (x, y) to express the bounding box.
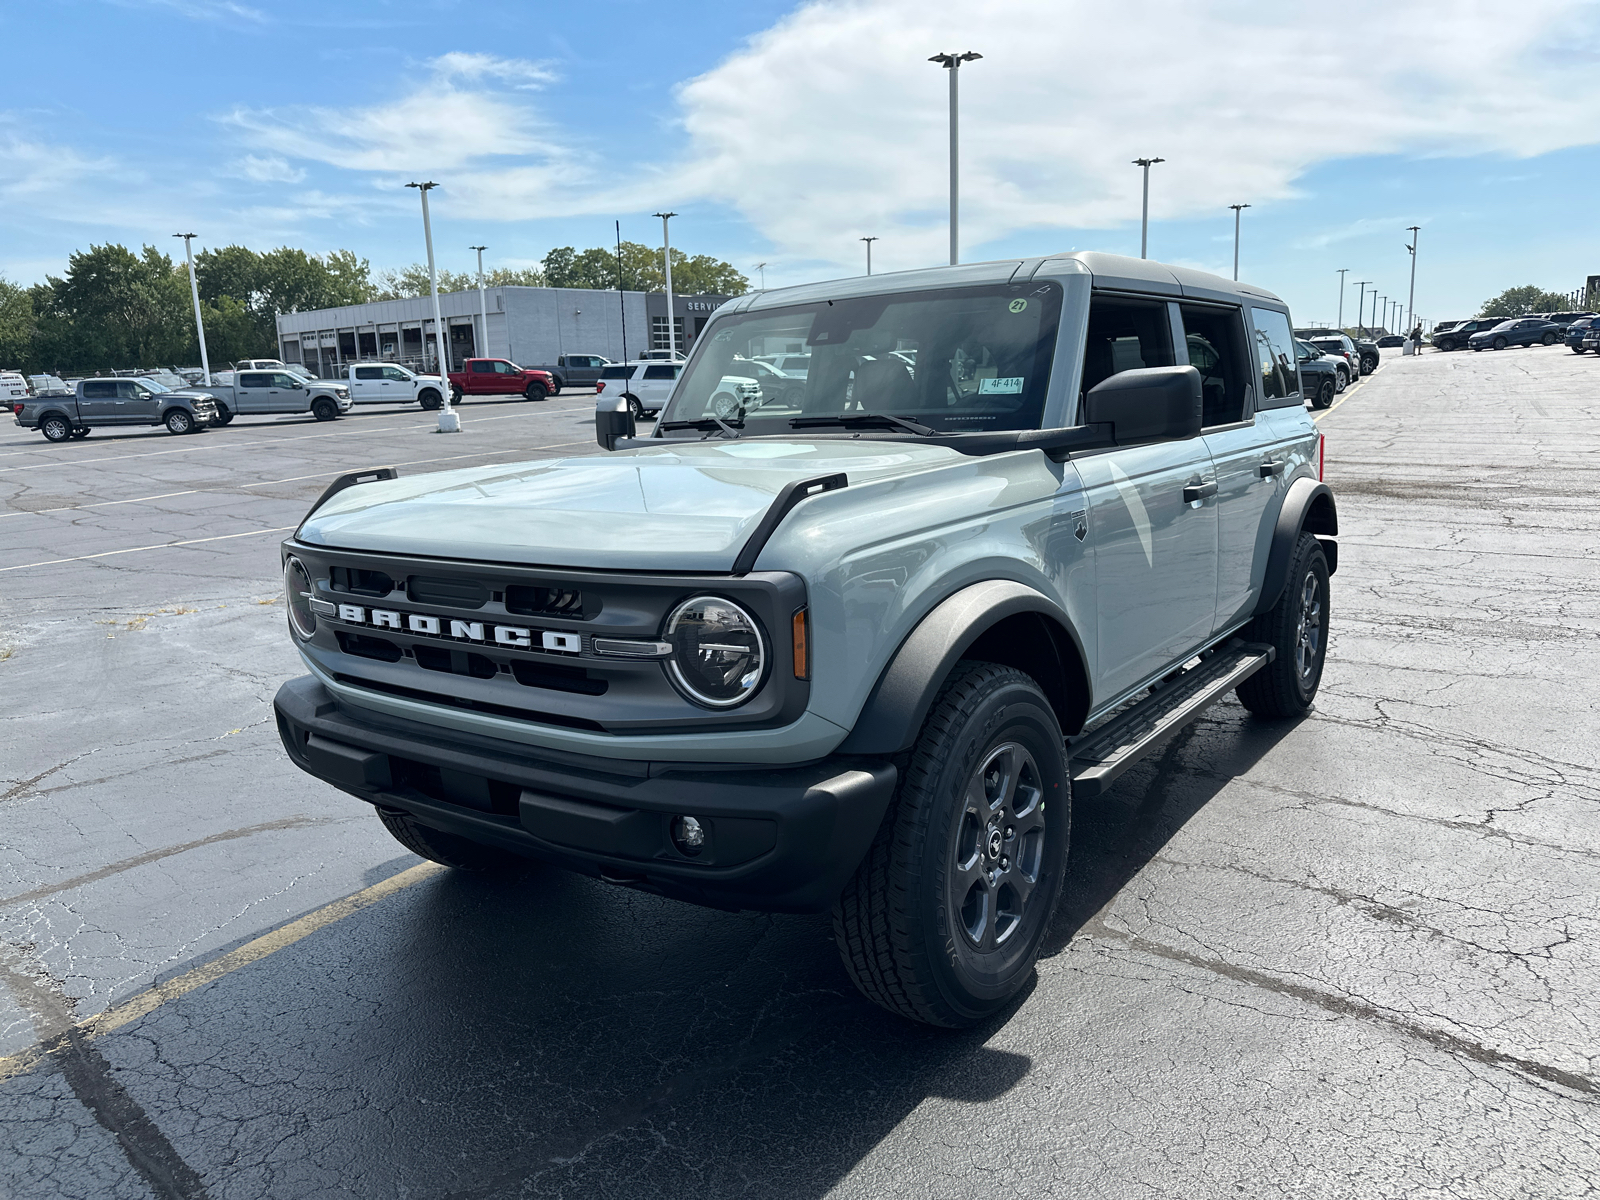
top-left (657, 417), bottom-right (743, 439)
top-left (789, 413), bottom-right (935, 436)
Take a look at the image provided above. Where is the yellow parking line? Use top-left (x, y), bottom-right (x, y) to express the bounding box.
top-left (0, 862), bottom-right (443, 1083)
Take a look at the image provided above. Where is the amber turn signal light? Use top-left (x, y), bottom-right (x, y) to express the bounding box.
top-left (792, 608), bottom-right (809, 680)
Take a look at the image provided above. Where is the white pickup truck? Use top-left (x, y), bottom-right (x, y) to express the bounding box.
top-left (341, 363), bottom-right (448, 410)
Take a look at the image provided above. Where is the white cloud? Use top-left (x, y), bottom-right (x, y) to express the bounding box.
top-left (429, 52), bottom-right (558, 90)
top-left (229, 154), bottom-right (305, 183)
top-left (107, 0), bottom-right (266, 23)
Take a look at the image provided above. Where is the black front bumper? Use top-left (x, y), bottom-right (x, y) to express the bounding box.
top-left (274, 675), bottom-right (897, 913)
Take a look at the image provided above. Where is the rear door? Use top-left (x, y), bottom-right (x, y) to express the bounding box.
top-left (1075, 294), bottom-right (1219, 701)
top-left (640, 363), bottom-right (679, 408)
top-left (234, 372), bottom-right (277, 413)
top-left (350, 365), bottom-right (385, 403)
top-left (78, 380), bottom-right (119, 422)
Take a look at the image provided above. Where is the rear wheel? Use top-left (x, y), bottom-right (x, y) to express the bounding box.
top-left (1314, 378), bottom-right (1335, 409)
top-left (69, 427), bottom-right (90, 439)
top-left (311, 397), bottom-right (337, 422)
top-left (1493, 337), bottom-right (1508, 351)
top-left (1236, 532), bottom-right (1330, 719)
top-left (549, 376), bottom-right (564, 395)
top-left (1437, 339), bottom-right (1454, 352)
top-left (164, 408), bottom-right (194, 435)
top-left (1334, 367), bottom-right (1347, 393)
top-left (41, 414), bottom-right (72, 442)
top-left (377, 808), bottom-right (532, 873)
top-left (1572, 345), bottom-right (1586, 354)
top-left (833, 661), bottom-right (1069, 1027)
top-left (524, 382), bottom-right (548, 402)
top-left (626, 393), bottom-right (645, 419)
top-left (1542, 332), bottom-right (1557, 346)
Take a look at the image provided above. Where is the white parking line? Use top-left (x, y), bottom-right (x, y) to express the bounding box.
top-left (0, 525), bottom-right (300, 573)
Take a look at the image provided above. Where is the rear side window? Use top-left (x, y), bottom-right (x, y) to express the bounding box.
top-left (1249, 308), bottom-right (1300, 403)
top-left (1080, 296), bottom-right (1174, 397)
top-left (239, 373), bottom-right (273, 388)
top-left (643, 365), bottom-right (678, 380)
top-left (600, 365), bottom-right (632, 380)
top-left (82, 381), bottom-right (115, 399)
top-left (1180, 304), bottom-right (1252, 426)
top-left (470, 361), bottom-right (492, 373)
top-left (355, 366), bottom-right (383, 380)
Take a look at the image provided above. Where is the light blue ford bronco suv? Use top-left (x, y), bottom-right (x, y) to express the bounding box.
top-left (274, 252), bottom-right (1336, 1027)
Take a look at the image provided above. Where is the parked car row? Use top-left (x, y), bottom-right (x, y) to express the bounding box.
top-left (1431, 312), bottom-right (1594, 352)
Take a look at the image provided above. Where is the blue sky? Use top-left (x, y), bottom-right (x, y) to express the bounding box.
top-left (4, 0), bottom-right (1600, 328)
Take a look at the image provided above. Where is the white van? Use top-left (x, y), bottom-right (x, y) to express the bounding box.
top-left (0, 372), bottom-right (31, 404)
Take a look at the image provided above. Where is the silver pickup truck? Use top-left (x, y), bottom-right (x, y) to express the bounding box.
top-left (179, 369), bottom-right (352, 425)
top-left (273, 251), bottom-right (1336, 1028)
top-left (13, 377), bottom-right (218, 440)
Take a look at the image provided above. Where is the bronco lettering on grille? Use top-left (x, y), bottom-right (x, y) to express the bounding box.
top-left (331, 605), bottom-right (580, 655)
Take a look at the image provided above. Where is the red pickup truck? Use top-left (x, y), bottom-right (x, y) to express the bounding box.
top-left (447, 359), bottom-right (555, 403)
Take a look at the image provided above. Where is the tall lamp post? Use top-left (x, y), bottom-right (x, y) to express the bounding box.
top-left (407, 181), bottom-right (458, 433)
top-left (1405, 226), bottom-right (1419, 336)
top-left (173, 233), bottom-right (211, 385)
top-left (861, 236), bottom-right (878, 276)
top-left (469, 244), bottom-right (489, 359)
top-left (1337, 268), bottom-right (1349, 330)
top-left (1133, 157), bottom-right (1165, 259)
top-left (929, 51), bottom-right (981, 266)
top-left (1353, 281), bottom-right (1371, 336)
top-left (653, 211), bottom-right (678, 358)
top-left (754, 262), bottom-right (767, 289)
top-left (1228, 203), bottom-right (1251, 281)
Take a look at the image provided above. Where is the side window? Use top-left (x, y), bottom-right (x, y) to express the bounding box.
top-left (494, 361), bottom-right (515, 374)
top-left (1249, 308), bottom-right (1300, 403)
top-left (643, 365), bottom-right (676, 380)
top-left (1080, 296), bottom-right (1174, 398)
top-left (382, 366), bottom-right (410, 381)
top-left (470, 361), bottom-right (492, 373)
top-left (239, 373), bottom-right (272, 389)
top-left (272, 374), bottom-right (299, 388)
top-left (355, 366), bottom-right (382, 380)
top-left (1179, 305), bottom-right (1251, 426)
top-left (82, 381), bottom-right (115, 399)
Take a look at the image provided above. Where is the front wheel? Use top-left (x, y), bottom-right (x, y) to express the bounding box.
top-left (1542, 333), bottom-right (1557, 346)
top-left (165, 408), bottom-right (194, 435)
top-left (833, 662), bottom-right (1069, 1027)
top-left (420, 389), bottom-right (443, 410)
top-left (1236, 532), bottom-right (1330, 719)
top-left (213, 404), bottom-right (235, 426)
top-left (524, 382), bottom-right (548, 402)
top-left (70, 427), bottom-right (90, 439)
top-left (41, 415), bottom-right (72, 442)
top-left (1493, 337), bottom-right (1507, 351)
top-left (1314, 378), bottom-right (1335, 409)
top-left (377, 808), bottom-right (533, 873)
top-left (1334, 368), bottom-right (1347, 393)
top-left (311, 398), bottom-right (337, 422)
top-left (1572, 345), bottom-right (1586, 354)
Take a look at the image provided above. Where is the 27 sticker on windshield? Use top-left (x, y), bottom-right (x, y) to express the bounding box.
top-left (978, 377), bottom-right (1024, 395)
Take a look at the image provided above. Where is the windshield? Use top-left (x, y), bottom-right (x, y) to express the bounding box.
top-left (134, 377), bottom-right (173, 393)
top-left (659, 281), bottom-right (1063, 435)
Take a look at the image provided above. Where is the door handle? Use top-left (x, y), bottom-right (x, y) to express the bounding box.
top-left (1258, 460), bottom-right (1286, 478)
top-left (1182, 481), bottom-right (1218, 504)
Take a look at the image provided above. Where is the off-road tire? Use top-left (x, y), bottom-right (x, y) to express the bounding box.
top-left (421, 389), bottom-right (444, 410)
top-left (311, 398), bottom-right (338, 422)
top-left (524, 382), bottom-right (549, 402)
top-left (1235, 532), bottom-right (1329, 719)
top-left (833, 661), bottom-right (1070, 1028)
top-left (377, 808), bottom-right (532, 873)
top-left (1314, 378), bottom-right (1335, 409)
top-left (41, 415), bottom-right (72, 442)
top-left (213, 404), bottom-right (235, 426)
top-left (165, 408), bottom-right (194, 435)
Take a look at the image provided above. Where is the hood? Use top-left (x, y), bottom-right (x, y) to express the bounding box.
top-left (296, 439), bottom-right (967, 571)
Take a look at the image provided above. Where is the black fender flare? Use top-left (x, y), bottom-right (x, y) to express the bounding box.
top-left (834, 580), bottom-right (1091, 756)
top-left (1254, 477), bottom-right (1338, 616)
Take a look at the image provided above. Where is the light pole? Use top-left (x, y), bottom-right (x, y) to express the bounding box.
top-left (1228, 204), bottom-right (1250, 281)
top-left (861, 236), bottom-right (878, 276)
top-left (1337, 268), bottom-right (1349, 330)
top-left (173, 233), bottom-right (211, 385)
top-left (653, 211), bottom-right (678, 358)
top-left (469, 245), bottom-right (489, 359)
top-left (754, 262), bottom-right (767, 289)
top-left (1353, 281), bottom-right (1371, 336)
top-left (1132, 157), bottom-right (1165, 259)
top-left (929, 51), bottom-right (981, 266)
top-left (407, 181), bottom-right (458, 432)
top-left (1379, 295), bottom-right (1388, 334)
top-left (1405, 226), bottom-right (1419, 336)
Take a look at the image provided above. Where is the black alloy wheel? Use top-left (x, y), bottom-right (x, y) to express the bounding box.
top-left (41, 414), bottom-right (72, 442)
top-left (1438, 339), bottom-right (1455, 352)
top-left (1315, 378), bottom-right (1335, 409)
top-left (165, 408), bottom-right (194, 435)
top-left (524, 382), bottom-right (549, 401)
top-left (833, 661), bottom-right (1070, 1027)
top-left (421, 389), bottom-right (443, 410)
top-left (1236, 532), bottom-right (1330, 719)
top-left (311, 398), bottom-right (337, 422)
top-left (1542, 333), bottom-right (1557, 346)
top-left (1334, 367), bottom-right (1347, 393)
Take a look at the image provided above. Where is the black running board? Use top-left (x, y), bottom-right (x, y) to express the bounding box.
top-left (1068, 641), bottom-right (1275, 799)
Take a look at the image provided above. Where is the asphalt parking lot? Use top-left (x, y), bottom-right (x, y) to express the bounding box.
top-left (1, 351), bottom-right (1596, 1198)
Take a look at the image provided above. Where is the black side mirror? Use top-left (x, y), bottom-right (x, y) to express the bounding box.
top-left (1082, 365), bottom-right (1202, 443)
top-left (595, 394), bottom-right (636, 450)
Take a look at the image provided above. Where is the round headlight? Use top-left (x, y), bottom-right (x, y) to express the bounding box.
top-left (284, 557), bottom-right (317, 639)
top-left (664, 595), bottom-right (766, 708)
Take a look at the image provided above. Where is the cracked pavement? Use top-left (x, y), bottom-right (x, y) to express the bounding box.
top-left (0, 353), bottom-right (1596, 1198)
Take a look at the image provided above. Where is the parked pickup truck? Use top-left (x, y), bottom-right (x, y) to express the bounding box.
top-left (14, 377), bottom-right (218, 440)
top-left (274, 250), bottom-right (1336, 1030)
top-left (342, 363), bottom-right (447, 410)
top-left (523, 354), bottom-right (613, 394)
top-left (447, 358), bottom-right (555, 403)
top-left (180, 369), bottom-right (352, 425)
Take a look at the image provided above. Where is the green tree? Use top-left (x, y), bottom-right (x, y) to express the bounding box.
top-left (540, 242), bottom-right (747, 295)
top-left (197, 244), bottom-right (375, 353)
top-left (0, 277), bottom-right (37, 372)
top-left (36, 244), bottom-right (191, 372)
top-left (1480, 285), bottom-right (1575, 319)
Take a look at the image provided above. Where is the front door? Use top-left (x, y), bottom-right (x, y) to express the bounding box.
top-left (119, 381), bottom-right (161, 425)
top-left (1077, 294), bottom-right (1218, 702)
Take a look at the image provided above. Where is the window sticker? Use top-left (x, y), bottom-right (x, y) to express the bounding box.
top-left (1008, 298), bottom-right (1029, 313)
top-left (978, 377), bottom-right (1024, 395)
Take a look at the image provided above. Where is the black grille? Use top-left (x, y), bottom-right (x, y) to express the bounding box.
top-left (336, 632), bottom-right (402, 662)
top-left (332, 674), bottom-right (607, 731)
top-left (505, 584), bottom-right (588, 619)
top-left (330, 567), bottom-right (394, 597)
top-left (414, 644), bottom-right (499, 679)
top-left (511, 660), bottom-right (608, 696)
top-left (407, 575), bottom-right (489, 609)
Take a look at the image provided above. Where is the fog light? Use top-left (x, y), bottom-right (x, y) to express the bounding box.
top-left (671, 815), bottom-right (706, 857)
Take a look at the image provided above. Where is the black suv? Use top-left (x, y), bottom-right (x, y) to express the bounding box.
top-left (1565, 317), bottom-right (1598, 353)
top-left (1294, 340), bottom-right (1339, 409)
top-left (1431, 320), bottom-right (1495, 351)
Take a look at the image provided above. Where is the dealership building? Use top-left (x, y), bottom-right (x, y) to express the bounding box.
top-left (273, 286), bottom-right (733, 376)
